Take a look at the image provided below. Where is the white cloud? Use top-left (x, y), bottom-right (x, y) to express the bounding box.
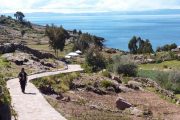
top-left (0, 0), bottom-right (180, 13)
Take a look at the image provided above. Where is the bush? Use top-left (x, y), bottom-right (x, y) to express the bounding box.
top-left (100, 80), bottom-right (113, 88)
top-left (85, 48), bottom-right (107, 72)
top-left (156, 59), bottom-right (163, 64)
top-left (117, 64), bottom-right (137, 77)
top-left (32, 72), bottom-right (80, 94)
top-left (108, 55), bottom-right (137, 77)
top-left (102, 70), bottom-right (111, 78)
top-left (163, 65), bottom-right (168, 69)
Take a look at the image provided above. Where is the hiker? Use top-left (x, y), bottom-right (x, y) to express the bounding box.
top-left (18, 68), bottom-right (27, 93)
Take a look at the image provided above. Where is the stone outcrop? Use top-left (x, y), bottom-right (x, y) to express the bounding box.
top-left (127, 80), bottom-right (143, 90)
top-left (0, 43), bottom-right (55, 59)
top-left (133, 77), bottom-right (180, 104)
top-left (116, 97), bottom-right (132, 110)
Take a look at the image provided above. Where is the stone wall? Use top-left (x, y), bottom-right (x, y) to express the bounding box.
top-left (0, 43), bottom-right (55, 59)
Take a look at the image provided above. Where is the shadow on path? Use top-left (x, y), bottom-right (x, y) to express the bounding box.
top-left (24, 92), bottom-right (36, 95)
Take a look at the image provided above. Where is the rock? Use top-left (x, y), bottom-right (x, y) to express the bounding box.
top-left (89, 105), bottom-right (101, 110)
top-left (129, 107), bottom-right (143, 117)
top-left (106, 87), bottom-right (115, 92)
top-left (0, 43), bottom-right (55, 59)
top-left (119, 84), bottom-right (134, 93)
top-left (176, 100), bottom-right (180, 105)
top-left (93, 81), bottom-right (99, 88)
top-left (116, 97), bottom-right (132, 110)
top-left (24, 59), bottom-right (29, 62)
top-left (105, 48), bottom-right (117, 54)
top-left (61, 96), bottom-right (71, 102)
top-left (86, 86), bottom-right (107, 95)
top-left (111, 75), bottom-right (122, 83)
top-left (56, 94), bottom-right (64, 100)
top-left (112, 84), bottom-right (121, 93)
top-left (14, 60), bottom-right (24, 65)
top-left (127, 81), bottom-right (142, 90)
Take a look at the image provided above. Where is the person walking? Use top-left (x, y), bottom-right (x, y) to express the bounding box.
top-left (18, 68), bottom-right (27, 93)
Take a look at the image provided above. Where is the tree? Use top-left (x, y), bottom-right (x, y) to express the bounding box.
top-left (128, 36), bottom-right (154, 54)
top-left (14, 11), bottom-right (25, 22)
top-left (73, 29), bottom-right (77, 34)
top-left (128, 36), bottom-right (138, 54)
top-left (92, 36), bottom-right (105, 49)
top-left (78, 30), bottom-right (82, 35)
top-left (156, 43), bottom-right (177, 52)
top-left (85, 47), bottom-right (106, 72)
top-left (45, 24), bottom-right (70, 56)
top-left (73, 33), bottom-right (105, 52)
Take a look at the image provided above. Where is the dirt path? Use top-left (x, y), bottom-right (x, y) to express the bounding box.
top-left (7, 65), bottom-right (83, 120)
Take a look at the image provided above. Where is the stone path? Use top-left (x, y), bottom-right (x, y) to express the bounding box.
top-left (7, 65), bottom-right (83, 120)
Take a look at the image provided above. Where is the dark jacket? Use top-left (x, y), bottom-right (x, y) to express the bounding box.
top-left (18, 72), bottom-right (27, 82)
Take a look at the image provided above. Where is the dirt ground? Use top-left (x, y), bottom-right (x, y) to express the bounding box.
top-left (120, 91), bottom-right (180, 120)
top-left (44, 89), bottom-right (180, 120)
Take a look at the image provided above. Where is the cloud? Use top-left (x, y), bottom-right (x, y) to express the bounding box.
top-left (0, 0), bottom-right (180, 13)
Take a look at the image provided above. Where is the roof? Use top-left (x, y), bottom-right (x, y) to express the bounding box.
top-left (75, 50), bottom-right (82, 54)
top-left (67, 52), bottom-right (79, 56)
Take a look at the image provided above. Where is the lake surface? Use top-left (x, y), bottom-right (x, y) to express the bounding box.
top-left (27, 14), bottom-right (180, 51)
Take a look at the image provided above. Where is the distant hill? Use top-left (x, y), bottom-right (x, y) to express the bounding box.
top-left (3, 9), bottom-right (180, 18)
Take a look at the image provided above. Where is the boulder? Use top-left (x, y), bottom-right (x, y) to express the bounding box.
top-left (119, 84), bottom-right (134, 93)
top-left (116, 97), bottom-right (132, 110)
top-left (86, 86), bottom-right (107, 95)
top-left (106, 87), bottom-right (115, 92)
top-left (129, 107), bottom-right (143, 117)
top-left (14, 60), bottom-right (24, 65)
top-left (111, 75), bottom-right (122, 83)
top-left (176, 100), bottom-right (180, 105)
top-left (127, 81), bottom-right (142, 90)
top-left (61, 96), bottom-right (71, 102)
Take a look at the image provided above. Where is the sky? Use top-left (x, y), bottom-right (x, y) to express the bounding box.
top-left (1, 0), bottom-right (180, 13)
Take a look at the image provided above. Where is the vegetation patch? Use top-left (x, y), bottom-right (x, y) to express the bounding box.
top-left (32, 72), bottom-right (80, 94)
top-left (139, 60), bottom-right (180, 70)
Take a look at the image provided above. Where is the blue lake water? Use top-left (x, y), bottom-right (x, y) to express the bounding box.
top-left (27, 14), bottom-right (180, 51)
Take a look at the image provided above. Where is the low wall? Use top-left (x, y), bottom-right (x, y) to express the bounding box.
top-left (0, 43), bottom-right (55, 59)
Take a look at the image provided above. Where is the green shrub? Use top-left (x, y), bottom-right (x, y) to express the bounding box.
top-left (100, 80), bottom-right (113, 88)
top-left (138, 70), bottom-right (161, 80)
top-left (102, 70), bottom-right (111, 78)
top-left (138, 69), bottom-right (180, 93)
top-left (117, 64), bottom-right (137, 77)
top-left (163, 65), bottom-right (168, 69)
top-left (109, 55), bottom-right (137, 77)
top-left (32, 72), bottom-right (80, 94)
top-left (156, 59), bottom-right (163, 64)
top-left (0, 74), bottom-right (11, 105)
top-left (84, 48), bottom-right (106, 72)
top-left (81, 63), bottom-right (93, 73)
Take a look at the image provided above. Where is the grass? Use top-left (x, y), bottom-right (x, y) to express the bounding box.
top-left (32, 72), bottom-right (80, 94)
top-left (139, 60), bottom-right (180, 71)
top-left (0, 57), bottom-right (11, 68)
top-left (137, 69), bottom-right (162, 80)
top-left (175, 94), bottom-right (180, 99)
top-left (100, 80), bottom-right (113, 88)
top-left (0, 74), bottom-right (11, 105)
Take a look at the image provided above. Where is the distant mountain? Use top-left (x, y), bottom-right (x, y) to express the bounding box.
top-left (2, 9), bottom-right (180, 18)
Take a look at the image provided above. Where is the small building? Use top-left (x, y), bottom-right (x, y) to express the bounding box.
top-left (171, 46), bottom-right (180, 52)
top-left (75, 50), bottom-right (82, 54)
